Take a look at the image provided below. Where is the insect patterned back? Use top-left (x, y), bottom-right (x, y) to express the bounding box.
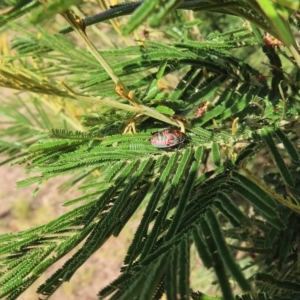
top-left (150, 129), bottom-right (187, 149)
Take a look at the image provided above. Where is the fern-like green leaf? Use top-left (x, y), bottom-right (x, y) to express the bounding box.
top-left (260, 127), bottom-right (295, 187)
top-left (205, 208), bottom-right (251, 292)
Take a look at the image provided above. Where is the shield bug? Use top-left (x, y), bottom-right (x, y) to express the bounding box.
top-left (150, 129), bottom-right (188, 149)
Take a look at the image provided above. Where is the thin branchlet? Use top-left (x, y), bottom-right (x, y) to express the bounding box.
top-left (60, 0), bottom-right (208, 34)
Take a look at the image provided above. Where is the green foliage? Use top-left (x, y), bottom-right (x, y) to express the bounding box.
top-left (0, 0), bottom-right (300, 300)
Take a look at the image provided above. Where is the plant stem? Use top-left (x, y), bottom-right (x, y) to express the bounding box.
top-left (61, 11), bottom-right (141, 106)
top-left (61, 11), bottom-right (189, 129)
top-left (61, 82), bottom-right (186, 128)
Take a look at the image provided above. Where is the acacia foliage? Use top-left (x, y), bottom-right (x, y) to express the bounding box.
top-left (0, 1), bottom-right (300, 299)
